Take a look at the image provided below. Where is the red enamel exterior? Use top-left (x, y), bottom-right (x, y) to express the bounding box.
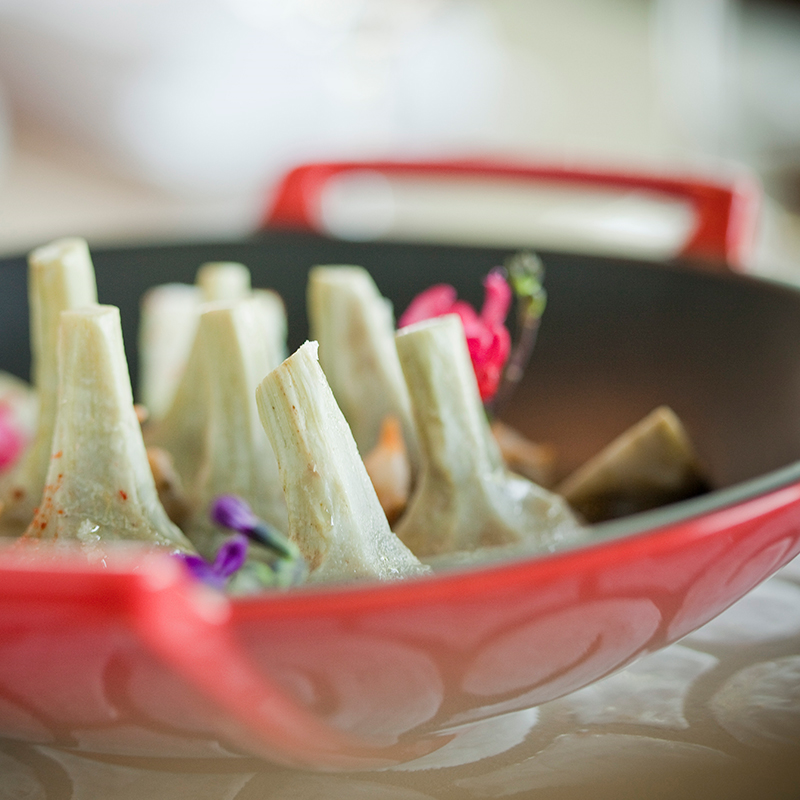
top-left (1, 477), bottom-right (798, 770)
top-left (264, 159), bottom-right (761, 269)
top-left (0, 160), bottom-right (786, 771)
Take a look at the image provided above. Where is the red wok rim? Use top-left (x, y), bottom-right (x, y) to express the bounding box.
top-left (227, 466), bottom-right (800, 620)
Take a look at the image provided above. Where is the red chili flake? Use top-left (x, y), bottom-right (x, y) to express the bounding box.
top-left (399, 268), bottom-right (512, 402)
top-left (119, 490), bottom-right (128, 501)
top-left (53, 451), bottom-right (63, 459)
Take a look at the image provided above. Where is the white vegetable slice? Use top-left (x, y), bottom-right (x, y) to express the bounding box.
top-left (138, 283), bottom-right (201, 420)
top-left (23, 306), bottom-right (192, 553)
top-left (144, 304), bottom-right (209, 491)
top-left (179, 298), bottom-right (288, 558)
top-left (144, 277), bottom-right (287, 494)
top-left (0, 238), bottom-right (97, 536)
top-left (256, 341), bottom-right (429, 582)
top-left (138, 262), bottom-right (269, 420)
top-left (307, 265), bottom-right (419, 470)
top-left (196, 261), bottom-right (251, 302)
top-left (394, 314), bottom-right (584, 557)
top-left (253, 288), bottom-right (288, 370)
top-left (557, 405), bottom-right (710, 522)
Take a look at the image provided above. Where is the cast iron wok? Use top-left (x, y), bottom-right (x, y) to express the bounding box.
top-left (1, 227), bottom-right (800, 771)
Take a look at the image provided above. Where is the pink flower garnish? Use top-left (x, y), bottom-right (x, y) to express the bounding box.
top-left (0, 405), bottom-right (25, 473)
top-left (399, 268), bottom-right (512, 401)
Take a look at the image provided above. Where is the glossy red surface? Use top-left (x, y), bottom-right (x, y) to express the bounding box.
top-left (0, 160), bottom-right (790, 771)
top-left (265, 159), bottom-right (760, 269)
top-left (1, 477), bottom-right (799, 770)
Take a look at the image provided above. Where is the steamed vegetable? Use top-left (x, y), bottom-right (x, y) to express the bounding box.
top-left (398, 267), bottom-right (513, 403)
top-left (256, 341), bottom-right (429, 582)
top-left (138, 283), bottom-right (200, 421)
top-left (0, 238), bottom-right (98, 536)
top-left (3, 235), bottom-right (713, 592)
top-left (147, 298), bottom-right (288, 558)
top-left (22, 306), bottom-right (192, 554)
top-left (558, 405), bottom-right (710, 523)
top-left (394, 314), bottom-right (584, 557)
top-left (253, 288), bottom-right (288, 372)
top-left (307, 265), bottom-right (419, 471)
top-left (139, 261), bottom-right (283, 420)
top-left (195, 261), bottom-right (251, 302)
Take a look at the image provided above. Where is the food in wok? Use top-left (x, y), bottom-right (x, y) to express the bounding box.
top-left (0, 238), bottom-right (710, 590)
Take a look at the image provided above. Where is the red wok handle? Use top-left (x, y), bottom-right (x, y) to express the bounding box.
top-left (0, 553), bottom-right (443, 771)
top-left (264, 159), bottom-right (760, 270)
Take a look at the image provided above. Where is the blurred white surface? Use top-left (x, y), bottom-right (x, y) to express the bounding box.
top-left (0, 0), bottom-right (503, 195)
top-left (0, 0), bottom-right (798, 275)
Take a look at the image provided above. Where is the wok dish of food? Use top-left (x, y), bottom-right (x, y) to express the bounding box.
top-left (0, 162), bottom-right (798, 772)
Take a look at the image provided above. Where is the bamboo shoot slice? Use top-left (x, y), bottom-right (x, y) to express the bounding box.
top-left (23, 306), bottom-right (191, 553)
top-left (144, 306), bottom-right (209, 491)
top-left (307, 265), bottom-right (419, 471)
top-left (558, 406), bottom-right (710, 523)
top-left (394, 315), bottom-right (583, 557)
top-left (0, 238), bottom-right (97, 536)
top-left (138, 283), bottom-right (201, 420)
top-left (256, 341), bottom-right (429, 582)
top-left (181, 299), bottom-right (288, 558)
top-left (196, 261), bottom-right (251, 302)
top-left (139, 261), bottom-right (271, 420)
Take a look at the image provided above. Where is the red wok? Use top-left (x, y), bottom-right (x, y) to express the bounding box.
top-left (0, 161), bottom-right (797, 771)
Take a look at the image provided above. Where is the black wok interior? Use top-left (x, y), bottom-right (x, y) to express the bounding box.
top-left (2, 230), bottom-right (800, 491)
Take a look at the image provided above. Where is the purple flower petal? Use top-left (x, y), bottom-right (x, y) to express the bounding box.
top-left (213, 533), bottom-right (249, 578)
top-left (210, 494), bottom-right (295, 559)
top-left (176, 532), bottom-right (249, 590)
top-left (210, 494), bottom-right (259, 533)
top-left (176, 553), bottom-right (226, 590)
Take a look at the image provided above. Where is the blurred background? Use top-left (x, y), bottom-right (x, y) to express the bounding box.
top-left (0, 0), bottom-right (798, 275)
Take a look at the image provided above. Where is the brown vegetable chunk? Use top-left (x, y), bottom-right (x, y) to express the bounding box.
top-left (558, 405), bottom-right (710, 523)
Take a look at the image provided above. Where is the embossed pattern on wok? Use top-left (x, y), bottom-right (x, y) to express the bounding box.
top-left (1, 232), bottom-right (800, 770)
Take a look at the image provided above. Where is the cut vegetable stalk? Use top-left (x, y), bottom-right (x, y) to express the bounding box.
top-left (177, 299), bottom-right (288, 559)
top-left (253, 288), bottom-right (288, 371)
top-left (394, 314), bottom-right (584, 558)
top-left (0, 238), bottom-right (98, 536)
top-left (22, 306), bottom-right (192, 553)
top-left (256, 341), bottom-right (429, 582)
top-left (139, 261), bottom-right (275, 421)
top-left (557, 405), bottom-right (710, 523)
top-left (144, 306), bottom-right (209, 492)
top-left (138, 283), bottom-right (201, 420)
top-left (196, 261), bottom-right (251, 302)
top-left (307, 265), bottom-right (419, 471)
